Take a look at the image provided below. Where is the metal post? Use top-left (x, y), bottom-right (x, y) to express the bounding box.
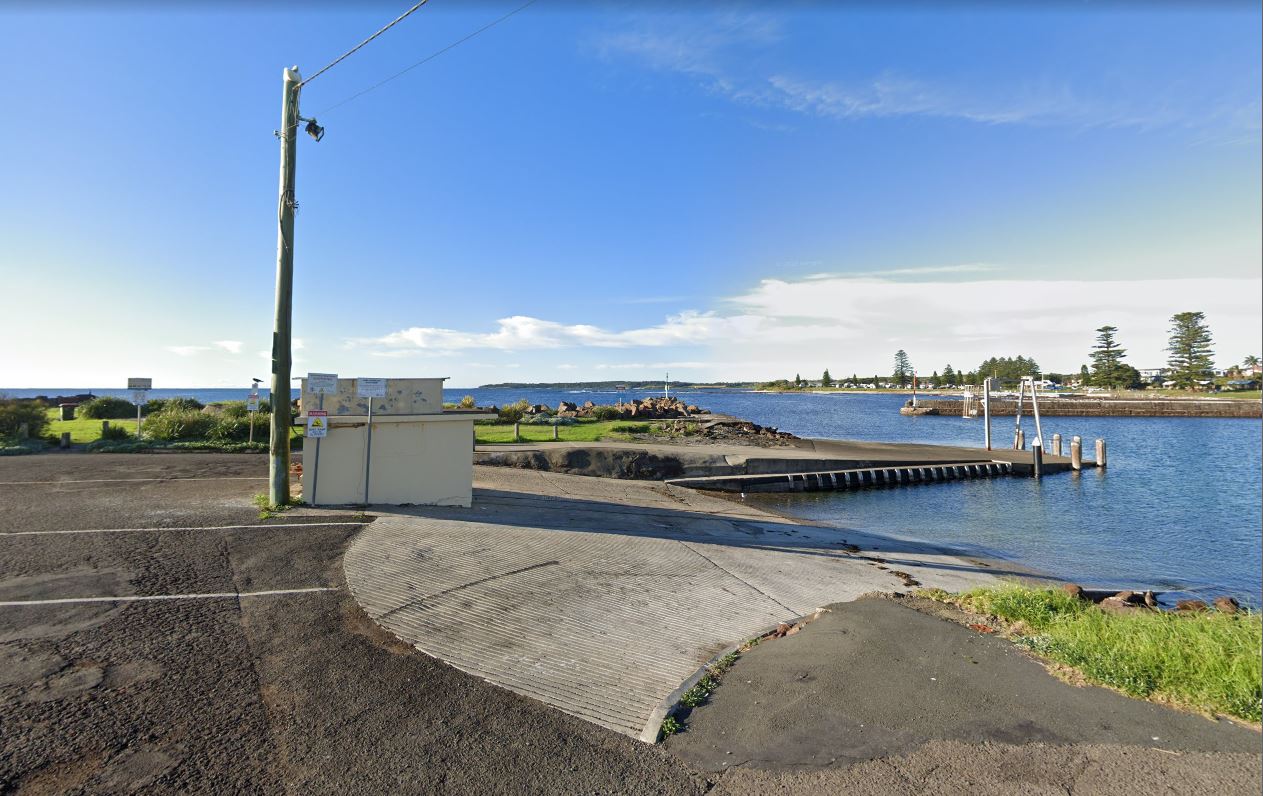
top-left (269, 66), bottom-right (302, 509)
top-left (311, 393), bottom-right (324, 506)
top-left (552, 423), bottom-right (559, 441)
top-left (983, 377), bottom-right (992, 450)
top-left (1095, 438), bottom-right (1107, 468)
top-left (136, 403), bottom-right (142, 438)
top-left (1017, 429), bottom-right (1026, 450)
top-left (362, 396), bottom-right (374, 504)
top-left (1051, 433), bottom-right (1062, 457)
top-left (1029, 377), bottom-right (1044, 450)
top-left (1031, 435), bottom-right (1043, 478)
top-left (1012, 379), bottom-right (1025, 450)
top-left (1070, 435), bottom-right (1082, 470)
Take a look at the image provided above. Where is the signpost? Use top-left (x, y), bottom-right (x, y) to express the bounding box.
top-left (307, 373), bottom-right (338, 506)
top-left (128, 378), bottom-right (151, 437)
top-left (357, 378), bottom-right (387, 505)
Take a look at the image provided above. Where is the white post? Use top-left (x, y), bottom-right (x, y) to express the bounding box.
top-left (1029, 377), bottom-right (1044, 450)
top-left (362, 396), bottom-right (374, 504)
top-left (1070, 435), bottom-right (1082, 470)
top-left (1012, 379), bottom-right (1025, 450)
top-left (983, 377), bottom-right (992, 450)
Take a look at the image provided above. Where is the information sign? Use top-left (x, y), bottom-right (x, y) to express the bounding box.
top-left (131, 390), bottom-right (149, 406)
top-left (357, 377), bottom-right (387, 398)
top-left (127, 377), bottom-right (152, 391)
top-left (307, 410), bottom-right (328, 438)
top-left (308, 372), bottom-right (338, 394)
top-left (247, 392), bottom-right (260, 412)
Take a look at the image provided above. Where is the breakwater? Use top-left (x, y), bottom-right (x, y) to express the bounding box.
top-left (910, 398), bottom-right (1260, 418)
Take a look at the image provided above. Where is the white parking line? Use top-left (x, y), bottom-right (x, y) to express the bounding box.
top-left (0, 522), bottom-right (366, 537)
top-left (0, 477), bottom-right (268, 486)
top-left (0, 587), bottom-right (339, 607)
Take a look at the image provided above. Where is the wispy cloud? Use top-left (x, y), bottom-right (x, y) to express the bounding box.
top-left (165, 345), bottom-right (210, 357)
top-left (592, 14), bottom-right (1255, 136)
top-left (213, 340), bottom-right (243, 354)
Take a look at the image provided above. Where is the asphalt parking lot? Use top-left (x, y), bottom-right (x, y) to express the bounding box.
top-left (0, 453), bottom-right (704, 795)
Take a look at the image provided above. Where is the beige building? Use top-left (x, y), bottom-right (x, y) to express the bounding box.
top-left (299, 377), bottom-right (492, 507)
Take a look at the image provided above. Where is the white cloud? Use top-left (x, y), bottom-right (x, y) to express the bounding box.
top-left (213, 340), bottom-right (243, 354)
top-left (593, 15), bottom-right (1255, 136)
top-left (355, 273), bottom-right (1261, 378)
top-left (166, 345), bottom-right (210, 356)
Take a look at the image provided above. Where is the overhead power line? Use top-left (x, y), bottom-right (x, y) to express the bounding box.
top-left (312, 0), bottom-right (540, 118)
top-left (297, 0), bottom-right (432, 89)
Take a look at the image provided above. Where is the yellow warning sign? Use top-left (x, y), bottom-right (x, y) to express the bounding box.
top-left (307, 410), bottom-right (328, 439)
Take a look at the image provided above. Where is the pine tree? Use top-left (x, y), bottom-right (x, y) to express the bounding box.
top-left (1166, 312), bottom-right (1215, 389)
top-left (1089, 325), bottom-right (1129, 388)
top-left (942, 364), bottom-right (956, 386)
top-left (794, 373), bottom-right (802, 387)
top-left (892, 350), bottom-right (912, 387)
top-left (821, 369), bottom-right (834, 387)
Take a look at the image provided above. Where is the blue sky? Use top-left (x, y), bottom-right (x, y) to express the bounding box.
top-left (2, 2), bottom-right (1259, 387)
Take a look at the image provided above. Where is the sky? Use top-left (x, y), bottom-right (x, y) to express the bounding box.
top-left (1, 1), bottom-right (1259, 388)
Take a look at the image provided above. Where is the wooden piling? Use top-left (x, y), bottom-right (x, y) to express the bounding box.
top-left (1095, 438), bottom-right (1107, 468)
top-left (513, 422), bottom-right (520, 443)
top-left (1016, 429), bottom-right (1026, 450)
top-left (1070, 435), bottom-right (1082, 470)
top-left (552, 424), bottom-right (559, 441)
top-left (1051, 433), bottom-right (1062, 457)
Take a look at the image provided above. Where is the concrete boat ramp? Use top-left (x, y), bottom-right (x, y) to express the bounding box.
top-left (344, 439), bottom-right (1059, 743)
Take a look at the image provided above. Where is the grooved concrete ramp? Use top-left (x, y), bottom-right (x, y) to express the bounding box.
top-left (344, 467), bottom-right (1011, 740)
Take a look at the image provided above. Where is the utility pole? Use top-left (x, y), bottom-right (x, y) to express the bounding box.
top-left (269, 66), bottom-right (301, 508)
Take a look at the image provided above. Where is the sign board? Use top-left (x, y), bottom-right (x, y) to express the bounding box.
top-left (127, 377), bottom-right (152, 391)
top-left (357, 377), bottom-right (387, 399)
top-left (247, 392), bottom-right (260, 412)
top-left (307, 410), bottom-right (328, 438)
top-left (308, 372), bottom-right (338, 394)
top-left (131, 390), bottom-right (149, 406)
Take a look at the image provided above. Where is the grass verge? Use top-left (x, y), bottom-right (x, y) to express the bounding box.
top-left (475, 419), bottom-right (663, 444)
top-left (921, 584), bottom-right (1262, 723)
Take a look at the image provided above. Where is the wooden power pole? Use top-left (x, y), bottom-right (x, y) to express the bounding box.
top-left (269, 66), bottom-right (301, 508)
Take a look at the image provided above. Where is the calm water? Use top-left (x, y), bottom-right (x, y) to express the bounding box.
top-left (9, 386), bottom-right (1260, 603)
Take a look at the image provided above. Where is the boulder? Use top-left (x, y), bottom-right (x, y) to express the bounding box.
top-left (1061, 583), bottom-right (1085, 599)
top-left (1143, 591), bottom-right (1158, 609)
top-left (1113, 590), bottom-right (1144, 605)
top-left (1174, 599), bottom-right (1208, 613)
top-left (582, 400), bottom-right (595, 409)
top-left (1098, 597), bottom-right (1137, 614)
top-left (1214, 596), bottom-right (1240, 615)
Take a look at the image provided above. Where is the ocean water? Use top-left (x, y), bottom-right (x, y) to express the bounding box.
top-left (8, 386), bottom-right (1260, 603)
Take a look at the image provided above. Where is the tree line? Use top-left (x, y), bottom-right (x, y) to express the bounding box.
top-left (764, 311), bottom-right (1255, 391)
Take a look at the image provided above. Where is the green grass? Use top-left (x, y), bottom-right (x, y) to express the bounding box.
top-left (44, 408), bottom-right (303, 447)
top-left (934, 584), bottom-right (1262, 723)
top-left (474, 419), bottom-right (659, 444)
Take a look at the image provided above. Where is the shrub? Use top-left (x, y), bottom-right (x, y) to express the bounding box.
top-left (144, 397), bottom-right (204, 414)
top-left (590, 405), bottom-right (623, 421)
top-left (497, 399), bottom-right (532, 424)
top-left (459, 395), bottom-right (477, 409)
top-left (0, 399), bottom-right (49, 440)
top-left (99, 424), bottom-right (133, 441)
top-left (213, 401), bottom-right (251, 419)
top-left (206, 414), bottom-right (268, 443)
top-left (522, 414), bottom-right (575, 425)
top-left (141, 409), bottom-right (215, 441)
top-left (78, 396), bottom-right (136, 419)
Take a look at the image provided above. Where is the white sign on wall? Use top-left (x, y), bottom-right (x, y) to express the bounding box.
top-left (357, 378), bottom-right (387, 398)
top-left (308, 372), bottom-right (338, 394)
top-left (307, 410), bottom-right (328, 438)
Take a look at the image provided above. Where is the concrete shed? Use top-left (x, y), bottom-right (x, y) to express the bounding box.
top-left (299, 377), bottom-right (493, 507)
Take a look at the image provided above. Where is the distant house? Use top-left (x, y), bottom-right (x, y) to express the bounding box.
top-left (1137, 368), bottom-right (1165, 384)
top-left (1225, 379), bottom-right (1261, 391)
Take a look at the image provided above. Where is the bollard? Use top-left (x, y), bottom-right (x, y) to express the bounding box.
top-left (102, 420), bottom-right (110, 434)
top-left (17, 422), bottom-right (28, 439)
top-left (1051, 433), bottom-right (1062, 457)
top-left (1031, 436), bottom-right (1043, 478)
top-left (1095, 438), bottom-right (1107, 468)
top-left (1016, 429), bottom-right (1026, 450)
top-left (1070, 435), bottom-right (1082, 471)
top-left (513, 422), bottom-right (520, 442)
top-left (60, 432), bottom-right (71, 449)
top-left (552, 424), bottom-right (559, 441)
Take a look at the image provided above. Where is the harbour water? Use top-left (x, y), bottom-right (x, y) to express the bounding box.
top-left (7, 386), bottom-right (1260, 604)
